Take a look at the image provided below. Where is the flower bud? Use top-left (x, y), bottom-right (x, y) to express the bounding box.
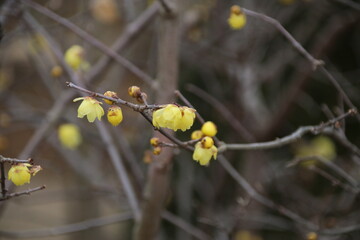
top-left (107, 106), bottom-right (123, 126)
top-left (103, 91), bottom-right (119, 105)
top-left (191, 130), bottom-right (203, 140)
top-left (128, 86), bottom-right (141, 98)
top-left (153, 146), bottom-right (162, 155)
top-left (150, 137), bottom-right (160, 147)
top-left (201, 121), bottom-right (217, 137)
top-left (201, 136), bottom-right (214, 149)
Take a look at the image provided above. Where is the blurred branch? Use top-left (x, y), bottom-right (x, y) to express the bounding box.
top-left (162, 211), bottom-right (211, 240)
top-left (242, 8), bottom-right (323, 70)
top-left (0, 212), bottom-right (133, 238)
top-left (0, 185), bottom-right (46, 201)
top-left (87, 2), bottom-right (159, 82)
top-left (218, 109), bottom-right (357, 152)
top-left (218, 155), bottom-right (318, 230)
top-left (287, 155), bottom-right (359, 192)
top-left (185, 84), bottom-right (255, 142)
top-left (22, 0), bottom-right (155, 87)
top-left (243, 8), bottom-right (359, 115)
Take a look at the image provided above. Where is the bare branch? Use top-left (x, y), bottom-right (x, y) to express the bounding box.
top-left (219, 109), bottom-right (356, 152)
top-left (0, 155), bottom-right (31, 164)
top-left (287, 155), bottom-right (359, 192)
top-left (0, 185), bottom-right (46, 201)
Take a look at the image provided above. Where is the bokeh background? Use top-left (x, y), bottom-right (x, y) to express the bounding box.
top-left (0, 0), bottom-right (360, 239)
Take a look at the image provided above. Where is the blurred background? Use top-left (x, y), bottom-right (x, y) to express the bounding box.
top-left (0, 0), bottom-right (360, 239)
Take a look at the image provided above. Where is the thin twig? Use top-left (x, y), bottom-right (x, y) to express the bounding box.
top-left (0, 185), bottom-right (46, 201)
top-left (217, 155), bottom-right (318, 230)
top-left (310, 166), bottom-right (357, 193)
top-left (287, 155), bottom-right (359, 191)
top-left (0, 155), bottom-right (31, 164)
top-left (0, 212), bottom-right (133, 238)
top-left (162, 211), bottom-right (211, 240)
top-left (22, 0), bottom-right (155, 87)
top-left (243, 7), bottom-right (359, 116)
top-left (185, 84), bottom-right (255, 142)
top-left (218, 109), bottom-right (356, 152)
top-left (242, 8), bottom-right (323, 70)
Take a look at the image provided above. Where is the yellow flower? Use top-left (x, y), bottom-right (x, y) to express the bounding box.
top-left (201, 121), bottom-right (217, 137)
top-left (73, 96), bottom-right (104, 122)
top-left (191, 130), bottom-right (203, 140)
top-left (228, 5), bottom-right (246, 30)
top-left (64, 45), bottom-right (89, 71)
top-left (152, 104), bottom-right (196, 131)
top-left (107, 106), bottom-right (123, 126)
top-left (193, 142), bottom-right (218, 166)
top-left (8, 164), bottom-right (32, 186)
top-left (103, 91), bottom-right (118, 105)
top-left (58, 123), bottom-right (82, 149)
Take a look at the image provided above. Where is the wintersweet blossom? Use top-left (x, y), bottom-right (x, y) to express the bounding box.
top-left (8, 164), bottom-right (31, 186)
top-left (192, 141), bottom-right (218, 166)
top-left (228, 5), bottom-right (246, 30)
top-left (152, 104), bottom-right (196, 131)
top-left (73, 96), bottom-right (104, 122)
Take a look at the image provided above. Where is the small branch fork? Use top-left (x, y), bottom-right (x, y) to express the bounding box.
top-left (0, 155), bottom-right (45, 200)
top-left (218, 109), bottom-right (357, 152)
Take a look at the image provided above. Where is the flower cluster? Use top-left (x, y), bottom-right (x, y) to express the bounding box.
top-left (191, 121), bottom-right (218, 166)
top-left (152, 104), bottom-right (196, 131)
top-left (228, 5), bottom-right (246, 30)
top-left (193, 136), bottom-right (218, 166)
top-left (8, 163), bottom-right (42, 186)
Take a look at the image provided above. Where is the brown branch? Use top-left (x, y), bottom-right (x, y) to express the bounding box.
top-left (0, 185), bottom-right (46, 201)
